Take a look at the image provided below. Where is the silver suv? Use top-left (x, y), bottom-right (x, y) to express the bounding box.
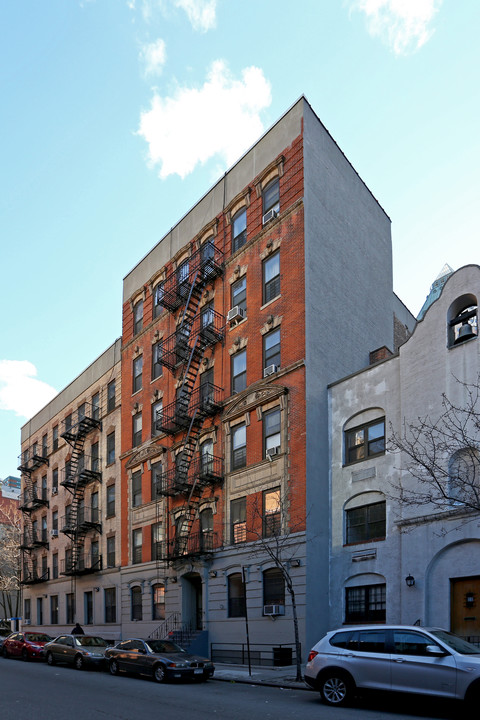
top-left (305, 625), bottom-right (480, 707)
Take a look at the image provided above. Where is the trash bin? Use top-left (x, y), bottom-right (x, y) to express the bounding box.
top-left (273, 646), bottom-right (292, 666)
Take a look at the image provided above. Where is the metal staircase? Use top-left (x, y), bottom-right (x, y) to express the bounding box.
top-left (18, 450), bottom-right (50, 585)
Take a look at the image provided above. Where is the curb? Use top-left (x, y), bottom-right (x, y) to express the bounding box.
top-left (213, 676), bottom-right (310, 691)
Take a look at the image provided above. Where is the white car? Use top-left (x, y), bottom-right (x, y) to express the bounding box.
top-left (305, 625), bottom-right (480, 707)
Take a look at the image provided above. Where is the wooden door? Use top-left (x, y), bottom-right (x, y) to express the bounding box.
top-left (451, 576), bottom-right (480, 639)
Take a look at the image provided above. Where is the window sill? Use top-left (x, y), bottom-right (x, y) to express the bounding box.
top-left (260, 295), bottom-right (281, 311)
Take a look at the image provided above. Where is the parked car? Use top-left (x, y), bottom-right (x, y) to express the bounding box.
top-left (0, 628), bottom-right (12, 652)
top-left (2, 631), bottom-right (54, 660)
top-left (105, 638), bottom-right (215, 683)
top-left (44, 634), bottom-right (110, 670)
top-left (305, 625), bottom-right (480, 707)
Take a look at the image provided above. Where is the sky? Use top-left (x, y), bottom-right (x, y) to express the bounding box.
top-left (1, 0), bottom-right (479, 480)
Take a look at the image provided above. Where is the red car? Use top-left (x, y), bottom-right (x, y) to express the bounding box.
top-left (2, 631), bottom-right (53, 660)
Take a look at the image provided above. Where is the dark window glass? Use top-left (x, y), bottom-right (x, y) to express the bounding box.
top-left (84, 591), bottom-right (93, 625)
top-left (105, 588), bottom-right (116, 623)
top-left (231, 276), bottom-right (246, 315)
top-left (131, 586), bottom-right (143, 620)
top-left (345, 584), bottom-right (386, 623)
top-left (132, 529), bottom-right (142, 565)
top-left (132, 412), bottom-right (142, 447)
top-left (78, 403), bottom-right (86, 422)
top-left (232, 350), bottom-right (247, 394)
top-left (151, 461), bottom-right (163, 500)
top-left (52, 468), bottom-right (58, 493)
top-left (133, 355), bottom-right (143, 393)
top-left (264, 329), bottom-right (280, 371)
top-left (132, 470), bottom-right (142, 507)
top-left (42, 434), bottom-right (48, 458)
top-left (106, 484), bottom-right (115, 517)
top-left (151, 522), bottom-right (163, 562)
top-left (106, 536), bottom-right (115, 568)
top-left (228, 573), bottom-right (246, 617)
top-left (37, 598), bottom-right (43, 625)
top-left (264, 408), bottom-right (281, 456)
top-left (232, 208), bottom-right (247, 252)
top-left (346, 501), bottom-right (386, 544)
top-left (392, 630), bottom-right (435, 656)
top-left (91, 442), bottom-right (99, 473)
top-left (52, 554), bottom-right (58, 580)
top-left (345, 419), bottom-right (385, 464)
top-left (151, 400), bottom-right (163, 437)
top-left (133, 300), bottom-right (143, 335)
top-left (263, 568), bottom-right (285, 607)
top-left (52, 426), bottom-right (58, 451)
top-left (106, 431), bottom-right (115, 465)
top-left (66, 593), bottom-right (75, 625)
top-left (262, 178), bottom-right (280, 218)
top-left (231, 497), bottom-right (246, 543)
top-left (92, 392), bottom-right (100, 421)
top-left (349, 630), bottom-right (388, 653)
top-left (153, 282), bottom-right (164, 318)
top-left (91, 492), bottom-right (99, 523)
top-left (231, 424), bottom-right (246, 470)
top-left (152, 583), bottom-right (165, 621)
top-left (263, 253), bottom-right (280, 304)
top-left (107, 380), bottom-right (116, 412)
top-left (65, 413), bottom-right (72, 432)
top-left (152, 341), bottom-right (163, 379)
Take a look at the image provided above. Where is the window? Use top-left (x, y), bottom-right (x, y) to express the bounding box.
top-left (52, 468), bottom-right (58, 494)
top-left (106, 431), bottom-right (115, 465)
top-left (91, 441), bottom-right (99, 473)
top-left (151, 461), bottom-right (163, 500)
top-left (152, 583), bottom-right (165, 621)
top-left (177, 259), bottom-right (190, 300)
top-left (107, 379), bottom-right (116, 412)
top-left (91, 491), bottom-right (99, 523)
top-left (392, 630), bottom-right (438, 656)
top-left (448, 448), bottom-right (480, 504)
top-left (151, 400), bottom-right (163, 437)
top-left (231, 424), bottom-right (246, 470)
top-left (200, 439), bottom-right (214, 475)
top-left (42, 433), bottom-right (48, 458)
top-left (52, 425), bottom-right (58, 452)
top-left (200, 508), bottom-right (213, 551)
top-left (65, 547), bottom-right (72, 573)
top-left (231, 497), bottom-right (246, 543)
top-left (105, 588), bottom-right (116, 623)
top-left (231, 350), bottom-right (247, 394)
top-left (153, 282), bottom-right (164, 318)
top-left (263, 488), bottom-right (281, 537)
top-left (151, 522), bottom-right (163, 561)
top-left (50, 595), bottom-right (59, 624)
top-left (66, 593), bottom-right (75, 625)
top-left (228, 573), bottom-right (246, 617)
top-left (24, 598), bottom-right (31, 622)
top-left (52, 553), bottom-right (58, 579)
top-left (65, 413), bottom-right (72, 432)
top-left (345, 419), bottom-right (385, 464)
top-left (264, 408), bottom-right (281, 457)
top-left (201, 301), bottom-right (215, 332)
top-left (106, 536), bottom-right (116, 568)
top-left (78, 403), bottom-right (86, 422)
top-left (132, 412), bottom-right (142, 447)
top-left (132, 470), bottom-right (142, 507)
top-left (345, 584), bottom-right (386, 623)
top-left (91, 540), bottom-right (99, 568)
top-left (200, 368), bottom-right (214, 409)
top-left (448, 295), bottom-right (478, 347)
top-left (133, 355), bottom-right (143, 393)
top-left (152, 340), bottom-right (163, 379)
top-left (231, 276), bottom-right (247, 315)
top-left (262, 178), bottom-right (280, 220)
top-left (84, 591), bottom-right (93, 625)
top-left (232, 208), bottom-right (247, 252)
top-left (263, 252), bottom-right (280, 304)
top-left (263, 568), bottom-right (285, 608)
top-left (131, 586), bottom-right (143, 620)
top-left (133, 299), bottom-right (143, 335)
top-left (346, 501), bottom-right (386, 544)
top-left (132, 528), bottom-right (142, 564)
top-left (106, 484), bottom-right (115, 517)
top-left (52, 511), bottom-right (58, 533)
top-left (41, 514), bottom-right (47, 541)
top-left (37, 597), bottom-right (43, 625)
top-left (41, 475), bottom-right (48, 501)
top-left (263, 329), bottom-right (280, 372)
top-left (92, 392), bottom-right (100, 421)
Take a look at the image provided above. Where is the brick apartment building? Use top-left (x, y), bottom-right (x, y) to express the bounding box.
top-left (18, 97), bottom-right (415, 659)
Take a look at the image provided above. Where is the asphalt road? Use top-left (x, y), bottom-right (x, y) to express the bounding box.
top-left (0, 657), bottom-right (461, 720)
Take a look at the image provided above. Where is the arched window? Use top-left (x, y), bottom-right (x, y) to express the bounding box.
top-left (448, 448), bottom-right (480, 505)
top-left (447, 294), bottom-right (478, 347)
top-left (228, 573), bottom-right (246, 617)
top-left (133, 299), bottom-right (143, 335)
top-left (152, 583), bottom-right (165, 621)
top-left (344, 410), bottom-right (385, 466)
top-left (263, 567), bottom-right (285, 611)
top-left (131, 586), bottom-right (142, 621)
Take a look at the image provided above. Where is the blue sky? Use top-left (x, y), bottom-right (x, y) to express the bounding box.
top-left (1, 0), bottom-right (479, 479)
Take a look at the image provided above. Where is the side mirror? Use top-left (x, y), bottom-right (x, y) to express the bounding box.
top-left (426, 645), bottom-right (446, 656)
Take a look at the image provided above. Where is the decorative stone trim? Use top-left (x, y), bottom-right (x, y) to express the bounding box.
top-left (228, 337), bottom-right (248, 355)
top-left (224, 188), bottom-right (251, 225)
top-left (194, 218), bottom-right (219, 248)
top-left (125, 443), bottom-right (165, 470)
top-left (229, 264), bottom-right (247, 284)
top-left (260, 237), bottom-right (282, 261)
top-left (253, 155), bottom-right (285, 198)
top-left (260, 314), bottom-right (282, 335)
top-left (129, 288), bottom-right (146, 310)
top-left (223, 382), bottom-right (287, 422)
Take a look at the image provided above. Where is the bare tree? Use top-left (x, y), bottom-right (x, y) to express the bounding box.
top-left (390, 376), bottom-right (480, 515)
top-left (0, 502), bottom-right (21, 623)
top-left (245, 491), bottom-right (304, 682)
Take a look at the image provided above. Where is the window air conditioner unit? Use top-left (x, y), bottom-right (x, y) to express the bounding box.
top-left (227, 306), bottom-right (245, 323)
top-left (24, 619), bottom-right (31, 626)
top-left (52, 487), bottom-right (58, 495)
top-left (51, 529), bottom-right (59, 538)
top-left (263, 364), bottom-right (278, 377)
top-left (262, 208), bottom-right (277, 225)
top-left (266, 447), bottom-right (280, 459)
top-left (264, 604), bottom-right (285, 616)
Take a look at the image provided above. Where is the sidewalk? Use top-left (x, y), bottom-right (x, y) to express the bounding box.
top-left (213, 662), bottom-right (309, 690)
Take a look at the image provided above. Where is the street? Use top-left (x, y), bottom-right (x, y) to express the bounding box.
top-left (0, 658), bottom-right (460, 720)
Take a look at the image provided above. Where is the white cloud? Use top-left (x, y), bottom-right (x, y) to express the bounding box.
top-left (0, 360), bottom-right (57, 419)
top-left (140, 38), bottom-right (167, 76)
top-left (174, 0), bottom-right (217, 32)
top-left (350, 0), bottom-right (442, 55)
top-left (137, 60), bottom-right (272, 179)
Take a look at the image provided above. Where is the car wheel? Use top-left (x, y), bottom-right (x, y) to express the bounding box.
top-left (46, 652), bottom-right (55, 666)
top-left (21, 648), bottom-right (29, 661)
top-left (319, 671), bottom-right (353, 707)
top-left (2, 647), bottom-right (9, 659)
top-left (153, 664), bottom-right (167, 683)
top-left (109, 659), bottom-right (119, 676)
top-left (74, 654), bottom-right (84, 670)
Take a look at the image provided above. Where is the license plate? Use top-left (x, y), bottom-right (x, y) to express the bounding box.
top-left (194, 669), bottom-right (203, 674)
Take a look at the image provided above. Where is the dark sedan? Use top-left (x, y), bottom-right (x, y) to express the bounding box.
top-left (44, 634), bottom-right (110, 670)
top-left (105, 638), bottom-right (214, 683)
top-left (2, 632), bottom-right (53, 660)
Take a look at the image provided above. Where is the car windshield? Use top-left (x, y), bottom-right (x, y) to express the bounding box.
top-left (429, 630), bottom-right (480, 655)
top-left (25, 633), bottom-right (53, 642)
top-left (146, 640), bottom-right (185, 654)
top-left (75, 636), bottom-right (108, 647)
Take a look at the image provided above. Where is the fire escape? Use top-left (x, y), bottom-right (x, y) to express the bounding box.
top-left (18, 447), bottom-right (50, 584)
top-left (59, 403), bottom-right (103, 575)
top-left (155, 243), bottom-right (225, 562)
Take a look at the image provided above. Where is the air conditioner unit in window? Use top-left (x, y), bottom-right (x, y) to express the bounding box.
top-left (52, 487), bottom-right (58, 495)
top-left (264, 604), bottom-right (285, 616)
top-left (51, 529), bottom-right (59, 538)
top-left (23, 619), bottom-right (31, 626)
top-left (266, 447), bottom-right (280, 459)
top-left (263, 364), bottom-right (278, 377)
top-left (262, 208), bottom-right (278, 225)
top-left (227, 306), bottom-right (245, 323)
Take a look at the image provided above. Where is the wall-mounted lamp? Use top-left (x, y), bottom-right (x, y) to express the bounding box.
top-left (209, 570), bottom-right (217, 578)
top-left (94, 587), bottom-right (100, 592)
top-left (405, 574), bottom-right (415, 587)
top-left (170, 576), bottom-right (177, 583)
top-left (290, 559), bottom-right (301, 567)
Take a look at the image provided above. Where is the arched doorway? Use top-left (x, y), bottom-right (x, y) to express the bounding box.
top-left (182, 573), bottom-right (203, 631)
